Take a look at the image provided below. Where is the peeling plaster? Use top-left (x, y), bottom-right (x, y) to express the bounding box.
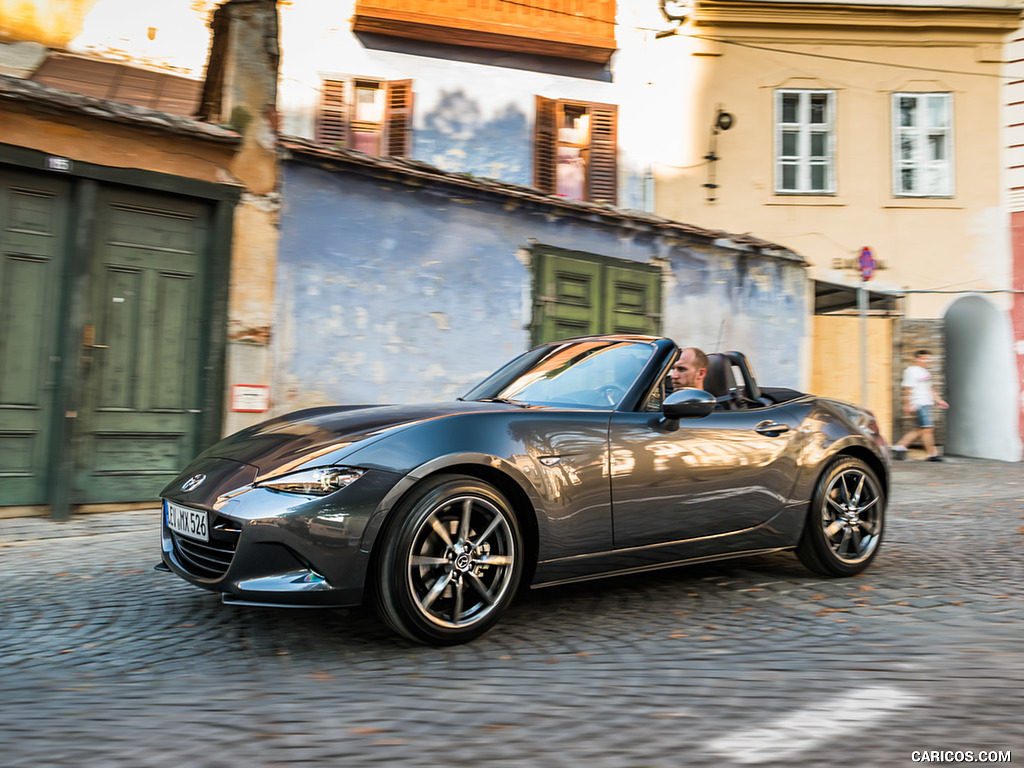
top-left (276, 162), bottom-right (808, 405)
top-left (228, 326), bottom-right (271, 344)
top-left (239, 190), bottom-right (282, 213)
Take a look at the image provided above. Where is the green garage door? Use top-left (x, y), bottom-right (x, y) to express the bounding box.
top-left (0, 171), bottom-right (71, 505)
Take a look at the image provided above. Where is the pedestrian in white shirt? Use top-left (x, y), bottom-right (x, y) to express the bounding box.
top-left (892, 350), bottom-right (949, 462)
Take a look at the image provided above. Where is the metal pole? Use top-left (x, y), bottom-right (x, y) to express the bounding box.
top-left (858, 281), bottom-right (869, 408)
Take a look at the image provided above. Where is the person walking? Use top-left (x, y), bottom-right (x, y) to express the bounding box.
top-left (892, 349), bottom-right (948, 461)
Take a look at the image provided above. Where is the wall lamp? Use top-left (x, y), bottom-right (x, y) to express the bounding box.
top-left (704, 107), bottom-right (735, 201)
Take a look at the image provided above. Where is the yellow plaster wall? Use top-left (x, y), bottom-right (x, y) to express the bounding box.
top-left (228, 197), bottom-right (278, 343)
top-left (3, 106), bottom-right (239, 185)
top-left (654, 5), bottom-right (1017, 321)
top-left (0, 0), bottom-right (101, 48)
top-left (1, 0), bottom-right (215, 76)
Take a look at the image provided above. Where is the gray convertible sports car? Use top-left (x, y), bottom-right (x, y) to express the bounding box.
top-left (158, 335), bottom-right (890, 645)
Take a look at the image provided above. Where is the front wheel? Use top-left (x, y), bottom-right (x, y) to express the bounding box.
top-left (796, 456), bottom-right (885, 577)
top-left (373, 475), bottom-right (523, 645)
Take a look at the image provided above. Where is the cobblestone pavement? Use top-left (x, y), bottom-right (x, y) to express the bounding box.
top-left (1, 457), bottom-right (1021, 767)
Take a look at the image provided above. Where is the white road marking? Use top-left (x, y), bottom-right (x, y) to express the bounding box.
top-left (707, 685), bottom-right (924, 765)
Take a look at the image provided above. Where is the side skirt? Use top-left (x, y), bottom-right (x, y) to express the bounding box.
top-left (530, 546), bottom-right (793, 589)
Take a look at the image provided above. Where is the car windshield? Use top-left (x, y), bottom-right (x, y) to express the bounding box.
top-left (464, 340), bottom-right (657, 409)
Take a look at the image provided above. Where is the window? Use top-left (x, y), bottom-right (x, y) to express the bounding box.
top-left (775, 89), bottom-right (835, 194)
top-left (534, 97), bottom-right (618, 205)
top-left (893, 92), bottom-right (953, 197)
top-left (316, 78), bottom-right (413, 157)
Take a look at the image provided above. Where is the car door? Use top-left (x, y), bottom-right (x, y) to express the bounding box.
top-left (608, 404), bottom-right (801, 549)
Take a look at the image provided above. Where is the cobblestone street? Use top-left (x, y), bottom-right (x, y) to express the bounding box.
top-left (1, 457), bottom-right (1021, 767)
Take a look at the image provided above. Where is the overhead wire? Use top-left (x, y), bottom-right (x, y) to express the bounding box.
top-left (493, 0), bottom-right (1019, 80)
top-left (692, 34), bottom-right (1016, 80)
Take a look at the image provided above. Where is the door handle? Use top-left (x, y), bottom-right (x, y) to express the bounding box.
top-left (82, 324), bottom-right (109, 350)
top-left (755, 421), bottom-right (790, 436)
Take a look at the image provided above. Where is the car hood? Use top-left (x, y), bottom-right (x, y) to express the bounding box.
top-left (195, 401), bottom-right (513, 475)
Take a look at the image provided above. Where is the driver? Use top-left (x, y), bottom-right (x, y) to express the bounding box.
top-left (670, 347), bottom-right (708, 391)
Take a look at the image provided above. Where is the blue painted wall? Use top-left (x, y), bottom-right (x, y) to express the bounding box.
top-left (273, 161), bottom-right (809, 412)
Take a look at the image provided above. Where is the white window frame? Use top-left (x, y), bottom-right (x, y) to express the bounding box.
top-left (774, 89), bottom-right (836, 195)
top-left (892, 92), bottom-right (954, 198)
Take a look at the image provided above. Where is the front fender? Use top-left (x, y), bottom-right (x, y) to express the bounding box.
top-left (356, 451), bottom-right (547, 555)
top-left (347, 410), bottom-right (615, 561)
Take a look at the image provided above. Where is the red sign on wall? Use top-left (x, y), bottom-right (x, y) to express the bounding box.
top-left (231, 385), bottom-right (270, 412)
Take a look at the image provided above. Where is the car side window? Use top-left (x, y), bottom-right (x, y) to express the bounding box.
top-left (642, 368), bottom-right (674, 412)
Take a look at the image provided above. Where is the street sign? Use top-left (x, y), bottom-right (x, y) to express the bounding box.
top-left (859, 246), bottom-right (876, 281)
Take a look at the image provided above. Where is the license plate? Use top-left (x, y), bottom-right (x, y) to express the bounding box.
top-left (165, 500), bottom-right (209, 542)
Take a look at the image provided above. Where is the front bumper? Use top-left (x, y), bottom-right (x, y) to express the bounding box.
top-left (159, 467), bottom-right (405, 608)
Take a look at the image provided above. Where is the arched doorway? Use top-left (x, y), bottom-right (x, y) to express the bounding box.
top-left (944, 296), bottom-right (1021, 460)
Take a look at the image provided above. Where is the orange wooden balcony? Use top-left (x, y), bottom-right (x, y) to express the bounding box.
top-left (353, 0), bottom-right (617, 64)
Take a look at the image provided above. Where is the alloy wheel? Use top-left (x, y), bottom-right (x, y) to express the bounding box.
top-left (405, 494), bottom-right (517, 629)
top-left (820, 466), bottom-right (882, 564)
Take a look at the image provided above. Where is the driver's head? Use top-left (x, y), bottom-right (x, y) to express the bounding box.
top-left (670, 347), bottom-right (708, 391)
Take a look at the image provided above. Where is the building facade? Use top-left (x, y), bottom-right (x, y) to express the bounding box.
top-left (0, 0), bottom-right (278, 513)
top-left (274, 137), bottom-right (809, 412)
top-left (268, 0), bottom-right (812, 410)
top-left (0, 0), bottom-right (822, 514)
top-left (1005, 14), bottom-right (1024, 456)
top-left (649, 0), bottom-right (1023, 457)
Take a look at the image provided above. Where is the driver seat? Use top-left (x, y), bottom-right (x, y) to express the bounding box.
top-left (704, 353), bottom-right (738, 410)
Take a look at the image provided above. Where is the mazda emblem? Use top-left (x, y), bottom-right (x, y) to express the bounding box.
top-left (181, 474), bottom-right (207, 492)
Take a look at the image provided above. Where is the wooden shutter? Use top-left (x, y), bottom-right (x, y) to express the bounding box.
top-left (588, 102), bottom-right (618, 205)
top-left (384, 79), bottom-right (414, 158)
top-left (316, 79), bottom-right (349, 147)
top-left (533, 250), bottom-right (602, 345)
top-left (531, 247), bottom-right (662, 345)
top-left (605, 264), bottom-right (661, 335)
top-left (533, 96), bottom-right (558, 194)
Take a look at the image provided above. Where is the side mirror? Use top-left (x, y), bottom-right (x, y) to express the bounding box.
top-left (663, 388), bottom-right (716, 420)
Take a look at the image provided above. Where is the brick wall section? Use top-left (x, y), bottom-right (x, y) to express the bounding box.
top-left (893, 319), bottom-right (946, 448)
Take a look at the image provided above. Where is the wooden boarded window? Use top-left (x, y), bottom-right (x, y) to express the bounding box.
top-left (534, 97), bottom-right (618, 205)
top-left (316, 78), bottom-right (414, 158)
top-left (531, 246), bottom-right (660, 346)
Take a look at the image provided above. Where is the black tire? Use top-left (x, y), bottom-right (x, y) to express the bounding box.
top-left (374, 474), bottom-right (523, 645)
top-left (796, 456), bottom-right (885, 577)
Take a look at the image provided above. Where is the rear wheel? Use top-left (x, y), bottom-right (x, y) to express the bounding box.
top-left (374, 475), bottom-right (523, 645)
top-left (796, 456), bottom-right (885, 577)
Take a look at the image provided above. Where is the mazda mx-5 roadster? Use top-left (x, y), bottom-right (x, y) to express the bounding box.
top-left (158, 335), bottom-right (890, 645)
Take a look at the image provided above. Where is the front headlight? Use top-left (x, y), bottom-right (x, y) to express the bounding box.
top-left (258, 467), bottom-right (364, 496)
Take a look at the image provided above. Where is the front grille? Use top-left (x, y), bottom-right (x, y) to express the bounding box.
top-left (170, 516), bottom-right (241, 579)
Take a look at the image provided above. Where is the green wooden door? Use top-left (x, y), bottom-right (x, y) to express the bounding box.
top-left (533, 248), bottom-right (661, 345)
top-left (0, 171), bottom-right (71, 505)
top-left (73, 187), bottom-right (209, 503)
